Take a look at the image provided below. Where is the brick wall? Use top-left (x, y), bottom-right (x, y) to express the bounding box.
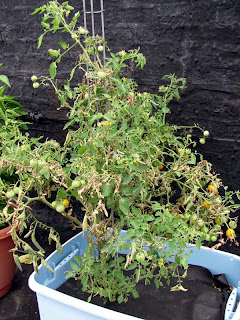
top-left (0, 0), bottom-right (239, 191)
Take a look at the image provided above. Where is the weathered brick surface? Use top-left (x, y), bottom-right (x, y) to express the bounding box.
top-left (0, 0), bottom-right (239, 191)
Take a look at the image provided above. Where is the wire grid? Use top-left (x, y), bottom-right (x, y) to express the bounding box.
top-left (82, 0), bottom-right (113, 223)
top-left (82, 0), bottom-right (106, 61)
top-left (82, 0), bottom-right (106, 92)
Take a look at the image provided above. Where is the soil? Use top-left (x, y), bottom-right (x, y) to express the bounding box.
top-left (58, 264), bottom-right (231, 320)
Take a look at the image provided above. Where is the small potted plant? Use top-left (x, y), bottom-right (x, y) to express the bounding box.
top-left (1, 1), bottom-right (240, 317)
top-left (0, 66), bottom-right (28, 297)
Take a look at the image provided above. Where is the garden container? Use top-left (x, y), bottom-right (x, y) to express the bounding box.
top-left (29, 230), bottom-right (240, 320)
top-left (0, 225), bottom-right (16, 297)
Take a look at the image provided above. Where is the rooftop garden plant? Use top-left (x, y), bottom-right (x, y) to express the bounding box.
top-left (0, 0), bottom-right (239, 303)
top-left (0, 65), bottom-right (28, 230)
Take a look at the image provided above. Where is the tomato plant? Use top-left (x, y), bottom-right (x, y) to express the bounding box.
top-left (0, 0), bottom-right (239, 305)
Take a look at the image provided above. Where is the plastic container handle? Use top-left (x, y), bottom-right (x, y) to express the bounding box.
top-left (225, 281), bottom-right (240, 320)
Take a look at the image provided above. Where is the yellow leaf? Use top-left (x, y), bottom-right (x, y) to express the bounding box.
top-left (19, 254), bottom-right (33, 264)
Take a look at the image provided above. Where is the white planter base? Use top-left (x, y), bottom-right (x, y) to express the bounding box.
top-left (29, 231), bottom-right (240, 320)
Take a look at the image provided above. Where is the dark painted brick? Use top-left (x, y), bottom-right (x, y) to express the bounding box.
top-left (0, 0), bottom-right (239, 190)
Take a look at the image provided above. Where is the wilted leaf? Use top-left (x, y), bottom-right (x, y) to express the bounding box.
top-left (19, 254), bottom-right (33, 264)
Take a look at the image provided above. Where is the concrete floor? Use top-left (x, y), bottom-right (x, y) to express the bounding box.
top-left (0, 265), bottom-right (39, 320)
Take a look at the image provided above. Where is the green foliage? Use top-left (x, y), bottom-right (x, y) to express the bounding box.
top-left (0, 0), bottom-right (239, 303)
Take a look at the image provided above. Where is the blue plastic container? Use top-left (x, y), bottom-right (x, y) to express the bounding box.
top-left (28, 230), bottom-right (240, 320)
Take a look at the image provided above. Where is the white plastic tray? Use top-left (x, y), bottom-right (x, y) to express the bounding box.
top-left (29, 231), bottom-right (240, 320)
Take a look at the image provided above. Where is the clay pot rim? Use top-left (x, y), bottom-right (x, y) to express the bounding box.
top-left (0, 202), bottom-right (19, 240)
top-left (0, 225), bottom-right (12, 241)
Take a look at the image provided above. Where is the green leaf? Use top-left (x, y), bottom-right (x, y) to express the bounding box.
top-left (42, 168), bottom-right (50, 180)
top-left (125, 228), bottom-right (135, 239)
top-left (74, 256), bottom-right (82, 264)
top-left (102, 184), bottom-right (112, 197)
top-left (122, 174), bottom-right (132, 185)
top-left (78, 145), bottom-right (86, 155)
top-left (136, 268), bottom-right (140, 283)
top-left (56, 188), bottom-right (68, 200)
top-left (132, 288), bottom-right (140, 299)
top-left (31, 7), bottom-right (45, 15)
top-left (119, 197), bottom-right (129, 214)
top-left (117, 294), bottom-right (124, 304)
top-left (13, 254), bottom-right (22, 271)
top-left (41, 22), bottom-right (50, 29)
top-left (180, 257), bottom-right (188, 269)
top-left (37, 34), bottom-right (44, 49)
top-left (162, 106), bottom-right (170, 114)
top-left (189, 154), bottom-right (196, 165)
top-left (70, 261), bottom-right (79, 272)
top-left (0, 75), bottom-right (11, 88)
top-left (65, 5), bottom-right (74, 10)
top-left (127, 261), bottom-right (137, 270)
top-left (31, 231), bottom-right (45, 252)
top-left (49, 62), bottom-right (57, 79)
top-left (121, 186), bottom-right (133, 196)
top-left (48, 49), bottom-right (60, 57)
top-left (108, 129), bottom-right (118, 138)
top-left (58, 41), bottom-right (69, 50)
top-left (41, 258), bottom-right (55, 273)
top-left (132, 206), bottom-right (141, 215)
top-left (63, 119), bottom-right (75, 130)
top-left (129, 163), bottom-right (138, 171)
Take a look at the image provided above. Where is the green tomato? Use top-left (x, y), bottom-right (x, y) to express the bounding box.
top-left (211, 235), bottom-right (218, 242)
top-left (190, 214), bottom-right (197, 221)
top-left (84, 93), bottom-right (89, 100)
top-left (164, 233), bottom-right (172, 239)
top-left (136, 252), bottom-right (145, 262)
top-left (205, 234), bottom-right (211, 241)
top-left (80, 180), bottom-right (87, 186)
top-left (215, 216), bottom-right (222, 225)
top-left (214, 196), bottom-right (222, 205)
top-left (97, 71), bottom-right (107, 79)
top-left (229, 220), bottom-right (237, 229)
top-left (52, 201), bottom-right (58, 209)
top-left (221, 217), bottom-right (228, 224)
top-left (33, 82), bottom-right (40, 89)
top-left (13, 187), bottom-right (20, 195)
top-left (184, 213), bottom-right (190, 220)
top-left (203, 130), bottom-right (210, 137)
top-left (97, 45), bottom-right (104, 52)
top-left (197, 219), bottom-right (204, 227)
top-left (200, 226), bottom-right (208, 234)
top-left (56, 204), bottom-right (65, 213)
top-left (79, 27), bottom-right (87, 35)
top-left (212, 224), bottom-right (221, 231)
top-left (31, 75), bottom-right (38, 82)
top-left (30, 159), bottom-right (38, 166)
top-left (199, 138), bottom-right (205, 145)
top-left (6, 190), bottom-right (15, 199)
top-left (37, 160), bottom-right (46, 169)
top-left (72, 180), bottom-right (81, 188)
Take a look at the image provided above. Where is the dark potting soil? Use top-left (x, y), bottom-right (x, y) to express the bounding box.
top-left (58, 264), bottom-right (231, 320)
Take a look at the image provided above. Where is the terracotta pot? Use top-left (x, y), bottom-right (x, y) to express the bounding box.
top-left (0, 225), bottom-right (16, 297)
